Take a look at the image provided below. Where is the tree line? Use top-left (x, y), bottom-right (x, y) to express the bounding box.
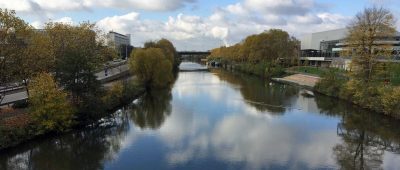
top-left (0, 9), bottom-right (126, 134)
top-left (0, 8), bottom-right (181, 137)
top-left (208, 29), bottom-right (299, 77)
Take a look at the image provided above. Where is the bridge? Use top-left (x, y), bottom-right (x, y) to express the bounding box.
top-left (178, 51), bottom-right (210, 61)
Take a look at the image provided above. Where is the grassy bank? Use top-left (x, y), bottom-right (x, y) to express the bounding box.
top-left (0, 79), bottom-right (145, 150)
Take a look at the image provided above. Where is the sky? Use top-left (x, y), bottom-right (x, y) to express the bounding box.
top-left (1, 0), bottom-right (400, 51)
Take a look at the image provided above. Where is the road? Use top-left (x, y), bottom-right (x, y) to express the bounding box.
top-left (1, 64), bottom-right (129, 106)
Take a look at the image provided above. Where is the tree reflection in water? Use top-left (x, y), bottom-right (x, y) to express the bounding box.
top-left (211, 69), bottom-right (298, 114)
top-left (0, 109), bottom-right (131, 170)
top-left (316, 95), bottom-right (400, 169)
top-left (130, 88), bottom-right (173, 130)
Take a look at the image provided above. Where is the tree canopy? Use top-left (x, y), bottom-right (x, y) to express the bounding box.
top-left (129, 47), bottom-right (173, 88)
top-left (209, 29), bottom-right (299, 65)
top-left (344, 6), bottom-right (397, 83)
top-left (29, 73), bottom-right (75, 133)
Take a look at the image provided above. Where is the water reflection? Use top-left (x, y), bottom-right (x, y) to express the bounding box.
top-left (130, 89), bottom-right (172, 130)
top-left (211, 69), bottom-right (298, 114)
top-left (0, 117), bottom-right (129, 170)
top-left (315, 95), bottom-right (400, 169)
top-left (1, 63), bottom-right (400, 169)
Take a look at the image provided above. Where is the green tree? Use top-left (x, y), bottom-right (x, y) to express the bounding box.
top-left (0, 9), bottom-right (33, 103)
top-left (129, 47), bottom-right (173, 88)
top-left (29, 73), bottom-right (75, 133)
top-left (143, 39), bottom-right (180, 68)
top-left (46, 22), bottom-right (106, 120)
top-left (315, 69), bottom-right (347, 97)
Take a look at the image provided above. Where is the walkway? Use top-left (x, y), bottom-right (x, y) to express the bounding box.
top-left (1, 63), bottom-right (130, 106)
top-left (272, 74), bottom-right (320, 89)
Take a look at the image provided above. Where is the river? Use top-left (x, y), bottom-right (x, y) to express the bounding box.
top-left (1, 62), bottom-right (400, 170)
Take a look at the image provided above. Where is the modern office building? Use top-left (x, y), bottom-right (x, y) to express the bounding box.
top-left (299, 28), bottom-right (400, 69)
top-left (106, 31), bottom-right (134, 59)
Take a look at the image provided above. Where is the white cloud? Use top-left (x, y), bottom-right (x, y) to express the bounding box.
top-left (0, 0), bottom-right (41, 13)
top-left (211, 26), bottom-right (229, 46)
top-left (0, 0), bottom-right (196, 14)
top-left (291, 14), bottom-right (323, 24)
top-left (93, 0), bottom-right (196, 11)
top-left (55, 17), bottom-right (74, 24)
top-left (225, 3), bottom-right (249, 16)
top-left (243, 0), bottom-right (315, 15)
top-left (15, 0), bottom-right (357, 50)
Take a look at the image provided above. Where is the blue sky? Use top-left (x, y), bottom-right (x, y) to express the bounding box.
top-left (1, 0), bottom-right (399, 50)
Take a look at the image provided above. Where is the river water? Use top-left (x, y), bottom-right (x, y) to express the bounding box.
top-left (1, 62), bottom-right (400, 170)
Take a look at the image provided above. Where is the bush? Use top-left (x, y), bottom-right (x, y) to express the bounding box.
top-left (102, 81), bottom-right (125, 109)
top-left (103, 80), bottom-right (145, 110)
top-left (12, 100), bottom-right (29, 109)
top-left (29, 73), bottom-right (75, 133)
top-left (316, 69), bottom-right (347, 97)
top-left (235, 61), bottom-right (283, 78)
top-left (381, 86), bottom-right (400, 117)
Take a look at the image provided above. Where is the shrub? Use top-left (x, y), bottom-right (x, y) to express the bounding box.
top-left (12, 100), bottom-right (29, 109)
top-left (381, 86), bottom-right (400, 117)
top-left (29, 73), bottom-right (75, 133)
top-left (315, 69), bottom-right (347, 97)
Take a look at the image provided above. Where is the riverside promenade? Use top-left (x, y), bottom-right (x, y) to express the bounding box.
top-left (1, 62), bottom-right (130, 106)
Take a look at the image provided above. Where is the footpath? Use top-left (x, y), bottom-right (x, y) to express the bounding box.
top-left (1, 64), bottom-right (129, 106)
top-left (272, 74), bottom-right (320, 89)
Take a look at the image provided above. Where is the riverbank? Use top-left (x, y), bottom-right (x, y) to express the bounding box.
top-left (271, 74), bottom-right (320, 90)
top-left (0, 79), bottom-right (146, 151)
top-left (217, 64), bottom-right (400, 119)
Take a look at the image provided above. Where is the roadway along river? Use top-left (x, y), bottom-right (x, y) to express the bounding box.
top-left (1, 62), bottom-right (400, 169)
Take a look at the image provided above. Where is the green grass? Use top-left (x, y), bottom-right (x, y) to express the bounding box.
top-left (389, 63), bottom-right (400, 86)
top-left (287, 64), bottom-right (400, 86)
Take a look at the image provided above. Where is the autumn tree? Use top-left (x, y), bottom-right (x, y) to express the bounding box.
top-left (144, 39), bottom-right (180, 68)
top-left (0, 9), bottom-right (32, 103)
top-left (29, 73), bottom-right (75, 133)
top-left (208, 29), bottom-right (297, 77)
top-left (209, 29), bottom-right (298, 65)
top-left (45, 22), bottom-right (107, 120)
top-left (339, 7), bottom-right (397, 110)
top-left (129, 47), bottom-right (173, 88)
top-left (345, 7), bottom-right (396, 83)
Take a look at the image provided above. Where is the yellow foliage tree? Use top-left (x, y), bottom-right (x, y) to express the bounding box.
top-left (129, 48), bottom-right (173, 88)
top-left (29, 73), bottom-right (75, 133)
top-left (344, 7), bottom-right (396, 83)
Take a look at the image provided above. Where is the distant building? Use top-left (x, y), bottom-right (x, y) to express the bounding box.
top-left (106, 31), bottom-right (134, 59)
top-left (299, 28), bottom-right (400, 69)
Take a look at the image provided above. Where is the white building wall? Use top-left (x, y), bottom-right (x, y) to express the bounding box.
top-left (106, 32), bottom-right (131, 48)
top-left (300, 28), bottom-right (348, 50)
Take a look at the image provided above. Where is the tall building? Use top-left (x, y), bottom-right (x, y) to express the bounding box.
top-left (106, 31), bottom-right (133, 59)
top-left (299, 28), bottom-right (400, 69)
